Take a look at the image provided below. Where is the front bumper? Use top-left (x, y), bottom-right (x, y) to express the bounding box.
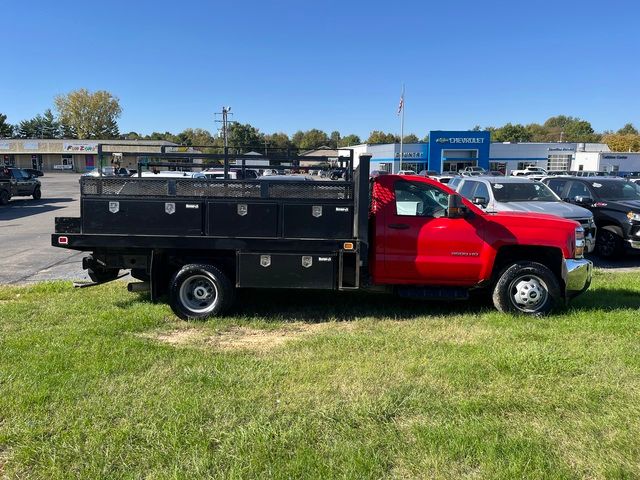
top-left (626, 240), bottom-right (640, 250)
top-left (562, 258), bottom-right (593, 300)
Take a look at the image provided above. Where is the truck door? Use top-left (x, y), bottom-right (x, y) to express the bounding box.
top-left (383, 179), bottom-right (486, 285)
top-left (10, 169), bottom-right (27, 195)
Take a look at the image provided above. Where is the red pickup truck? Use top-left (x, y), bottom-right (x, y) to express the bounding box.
top-left (52, 148), bottom-right (592, 318)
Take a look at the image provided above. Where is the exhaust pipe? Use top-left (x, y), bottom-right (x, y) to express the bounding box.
top-left (127, 282), bottom-right (150, 293)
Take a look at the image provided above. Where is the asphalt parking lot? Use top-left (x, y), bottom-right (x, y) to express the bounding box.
top-left (0, 172), bottom-right (639, 285)
top-left (0, 173), bottom-right (90, 284)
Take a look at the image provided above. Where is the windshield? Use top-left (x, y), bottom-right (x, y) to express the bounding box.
top-left (591, 181), bottom-right (640, 200)
top-left (491, 182), bottom-right (558, 202)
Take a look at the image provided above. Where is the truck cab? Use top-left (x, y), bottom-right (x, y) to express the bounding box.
top-left (368, 174), bottom-right (591, 313)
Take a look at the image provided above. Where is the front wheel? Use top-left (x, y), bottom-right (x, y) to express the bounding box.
top-left (0, 190), bottom-right (9, 205)
top-left (32, 187), bottom-right (41, 200)
top-left (492, 261), bottom-right (562, 315)
top-left (169, 264), bottom-right (234, 320)
top-left (596, 229), bottom-right (622, 259)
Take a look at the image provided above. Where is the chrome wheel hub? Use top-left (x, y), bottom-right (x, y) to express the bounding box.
top-left (511, 275), bottom-right (548, 311)
top-left (179, 275), bottom-right (218, 314)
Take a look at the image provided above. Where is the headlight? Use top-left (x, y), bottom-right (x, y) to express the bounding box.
top-left (574, 226), bottom-right (585, 258)
top-left (627, 211), bottom-right (640, 222)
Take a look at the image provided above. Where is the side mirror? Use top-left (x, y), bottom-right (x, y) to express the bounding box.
top-left (447, 194), bottom-right (467, 218)
top-left (574, 196), bottom-right (593, 206)
top-left (472, 196), bottom-right (488, 207)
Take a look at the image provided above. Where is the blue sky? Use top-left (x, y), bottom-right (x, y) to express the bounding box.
top-left (2, 0), bottom-right (639, 138)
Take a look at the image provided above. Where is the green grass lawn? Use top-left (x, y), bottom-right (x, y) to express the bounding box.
top-left (1, 270), bottom-right (640, 479)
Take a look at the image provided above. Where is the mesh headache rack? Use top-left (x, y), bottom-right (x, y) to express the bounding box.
top-left (84, 144), bottom-right (355, 201)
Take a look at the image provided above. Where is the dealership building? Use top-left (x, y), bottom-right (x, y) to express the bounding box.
top-left (347, 130), bottom-right (632, 174)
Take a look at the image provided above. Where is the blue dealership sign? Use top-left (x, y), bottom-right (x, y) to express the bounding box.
top-left (428, 131), bottom-right (490, 172)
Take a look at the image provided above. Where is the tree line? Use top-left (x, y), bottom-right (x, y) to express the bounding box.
top-left (1, 90), bottom-right (639, 152)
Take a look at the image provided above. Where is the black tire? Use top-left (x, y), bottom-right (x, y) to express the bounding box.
top-left (0, 190), bottom-right (9, 205)
top-left (596, 229), bottom-right (622, 259)
top-left (169, 264), bottom-right (234, 320)
top-left (88, 267), bottom-right (120, 283)
top-left (492, 261), bottom-right (562, 315)
top-left (32, 187), bottom-right (41, 200)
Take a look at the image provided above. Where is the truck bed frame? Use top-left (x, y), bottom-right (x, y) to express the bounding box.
top-left (53, 145), bottom-right (371, 300)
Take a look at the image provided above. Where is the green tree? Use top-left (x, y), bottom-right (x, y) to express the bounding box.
top-left (299, 129), bottom-right (329, 150)
top-left (61, 122), bottom-right (78, 139)
top-left (15, 109), bottom-right (61, 138)
top-left (402, 134), bottom-right (419, 143)
top-left (338, 134), bottom-right (361, 147)
top-left (0, 113), bottom-right (12, 138)
top-left (146, 131), bottom-right (178, 142)
top-left (54, 88), bottom-right (122, 139)
top-left (329, 130), bottom-right (341, 149)
top-left (291, 130), bottom-right (305, 148)
top-left (367, 131), bottom-right (398, 144)
top-left (176, 128), bottom-right (216, 146)
top-left (617, 123), bottom-right (638, 135)
top-left (564, 120), bottom-right (597, 142)
top-left (123, 131), bottom-right (141, 140)
top-left (16, 119), bottom-right (39, 138)
top-left (420, 133), bottom-right (430, 142)
top-left (525, 123), bottom-right (548, 142)
top-left (265, 132), bottom-right (292, 151)
top-left (228, 123), bottom-right (264, 152)
top-left (492, 123), bottom-right (533, 143)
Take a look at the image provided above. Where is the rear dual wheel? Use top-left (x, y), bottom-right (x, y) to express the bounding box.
top-left (169, 264), bottom-right (234, 320)
top-left (492, 261), bottom-right (561, 315)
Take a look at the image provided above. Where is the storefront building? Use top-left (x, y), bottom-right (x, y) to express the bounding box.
top-left (0, 139), bottom-right (178, 172)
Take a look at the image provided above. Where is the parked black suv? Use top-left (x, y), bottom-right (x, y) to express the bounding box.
top-left (0, 167), bottom-right (42, 204)
top-left (543, 176), bottom-right (640, 258)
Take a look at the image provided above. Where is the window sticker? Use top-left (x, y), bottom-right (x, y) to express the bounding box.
top-left (593, 183), bottom-right (602, 188)
top-left (494, 184), bottom-right (504, 189)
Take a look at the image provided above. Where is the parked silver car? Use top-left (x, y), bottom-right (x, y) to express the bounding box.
top-left (455, 176), bottom-right (596, 252)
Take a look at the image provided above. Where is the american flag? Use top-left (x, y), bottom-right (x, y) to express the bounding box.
top-left (397, 87), bottom-right (404, 116)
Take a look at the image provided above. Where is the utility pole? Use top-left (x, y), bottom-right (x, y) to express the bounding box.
top-left (215, 107), bottom-right (233, 177)
top-left (214, 106), bottom-right (234, 148)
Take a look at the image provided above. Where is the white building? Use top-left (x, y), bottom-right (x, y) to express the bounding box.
top-left (573, 151), bottom-right (640, 174)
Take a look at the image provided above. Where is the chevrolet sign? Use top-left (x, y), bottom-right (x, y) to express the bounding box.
top-left (436, 137), bottom-right (484, 144)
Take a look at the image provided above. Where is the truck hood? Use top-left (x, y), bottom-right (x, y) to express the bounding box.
top-left (491, 201), bottom-right (592, 220)
top-left (489, 210), bottom-right (580, 228)
top-left (599, 199), bottom-right (640, 212)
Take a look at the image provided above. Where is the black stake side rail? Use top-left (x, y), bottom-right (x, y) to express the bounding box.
top-left (96, 144), bottom-right (355, 181)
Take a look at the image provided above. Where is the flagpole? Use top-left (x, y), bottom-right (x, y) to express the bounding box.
top-left (399, 84), bottom-right (404, 173)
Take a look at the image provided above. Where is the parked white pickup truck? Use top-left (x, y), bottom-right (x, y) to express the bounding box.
top-left (511, 166), bottom-right (548, 176)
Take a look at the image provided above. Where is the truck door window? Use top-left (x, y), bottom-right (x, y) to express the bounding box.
top-left (459, 181), bottom-right (477, 200)
top-left (474, 182), bottom-right (490, 201)
top-left (394, 180), bottom-right (447, 217)
top-left (546, 179), bottom-right (567, 197)
top-left (567, 181), bottom-right (591, 199)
